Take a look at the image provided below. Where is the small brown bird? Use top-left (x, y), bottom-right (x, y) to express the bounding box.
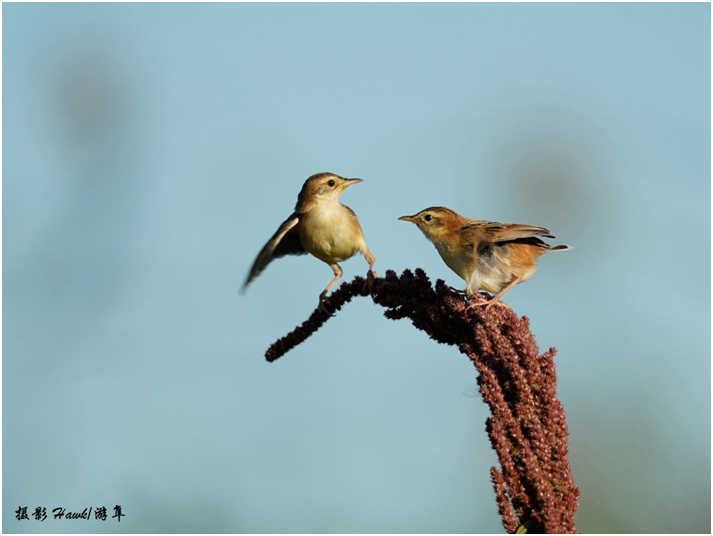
top-left (399, 207), bottom-right (570, 308)
top-left (243, 172), bottom-right (376, 310)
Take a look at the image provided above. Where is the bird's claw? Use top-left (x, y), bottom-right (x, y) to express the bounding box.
top-left (466, 293), bottom-right (510, 312)
top-left (363, 269), bottom-right (376, 295)
top-left (318, 293), bottom-right (334, 316)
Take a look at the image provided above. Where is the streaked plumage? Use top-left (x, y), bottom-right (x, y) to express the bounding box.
top-left (399, 206), bottom-right (570, 307)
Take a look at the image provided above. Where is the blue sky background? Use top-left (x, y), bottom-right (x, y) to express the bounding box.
top-left (3, 3), bottom-right (710, 533)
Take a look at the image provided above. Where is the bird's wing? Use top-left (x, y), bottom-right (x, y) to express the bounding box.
top-left (481, 222), bottom-right (555, 242)
top-left (242, 213), bottom-right (306, 290)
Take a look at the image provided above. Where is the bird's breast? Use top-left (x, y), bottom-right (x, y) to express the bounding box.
top-left (433, 241), bottom-right (473, 283)
top-left (298, 205), bottom-right (365, 263)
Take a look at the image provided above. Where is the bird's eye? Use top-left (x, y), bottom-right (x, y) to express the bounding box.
top-left (327, 179), bottom-right (336, 187)
top-left (424, 214), bottom-right (433, 222)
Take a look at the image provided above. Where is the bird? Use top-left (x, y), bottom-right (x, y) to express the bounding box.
top-left (243, 172), bottom-right (376, 311)
top-left (398, 206), bottom-right (570, 308)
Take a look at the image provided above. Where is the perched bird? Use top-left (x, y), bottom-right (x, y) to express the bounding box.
top-left (243, 172), bottom-right (376, 310)
top-left (399, 207), bottom-right (570, 308)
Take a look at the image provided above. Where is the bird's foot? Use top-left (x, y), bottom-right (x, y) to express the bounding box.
top-left (363, 269), bottom-right (377, 295)
top-left (466, 294), bottom-right (510, 312)
top-left (318, 293), bottom-right (334, 316)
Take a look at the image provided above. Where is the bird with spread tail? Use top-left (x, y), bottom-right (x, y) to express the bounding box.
top-left (399, 207), bottom-right (570, 308)
top-left (243, 172), bottom-right (376, 311)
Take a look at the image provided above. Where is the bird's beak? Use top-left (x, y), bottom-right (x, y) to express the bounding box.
top-left (342, 178), bottom-right (363, 188)
top-left (398, 215), bottom-right (416, 222)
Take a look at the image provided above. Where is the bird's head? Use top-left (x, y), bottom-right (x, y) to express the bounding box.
top-left (296, 172), bottom-right (362, 211)
top-left (398, 206), bottom-right (464, 243)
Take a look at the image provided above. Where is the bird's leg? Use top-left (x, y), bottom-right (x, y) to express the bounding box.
top-left (467, 277), bottom-right (521, 311)
top-left (362, 249), bottom-right (376, 295)
top-left (319, 263), bottom-right (343, 314)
